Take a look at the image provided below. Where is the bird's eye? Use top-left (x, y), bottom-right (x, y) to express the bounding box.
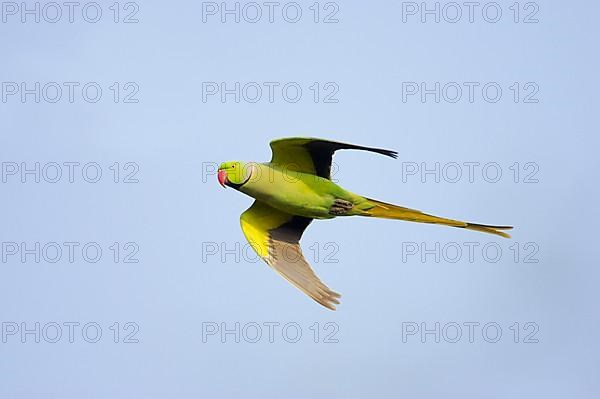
top-left (232, 165), bottom-right (235, 168)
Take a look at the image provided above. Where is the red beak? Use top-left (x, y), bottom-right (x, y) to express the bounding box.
top-left (217, 170), bottom-right (228, 188)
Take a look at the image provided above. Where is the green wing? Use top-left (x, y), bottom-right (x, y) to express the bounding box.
top-left (240, 200), bottom-right (341, 310)
top-left (270, 137), bottom-right (397, 179)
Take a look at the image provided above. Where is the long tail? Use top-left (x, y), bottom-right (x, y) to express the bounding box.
top-left (362, 198), bottom-right (512, 238)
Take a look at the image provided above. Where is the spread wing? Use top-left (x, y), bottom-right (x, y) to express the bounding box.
top-left (270, 137), bottom-right (397, 179)
top-left (240, 200), bottom-right (341, 310)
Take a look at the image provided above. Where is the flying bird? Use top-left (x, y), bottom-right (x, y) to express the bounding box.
top-left (217, 138), bottom-right (512, 310)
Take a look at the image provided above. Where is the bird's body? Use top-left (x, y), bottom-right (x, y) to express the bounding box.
top-left (217, 137), bottom-right (512, 310)
top-left (238, 162), bottom-right (364, 219)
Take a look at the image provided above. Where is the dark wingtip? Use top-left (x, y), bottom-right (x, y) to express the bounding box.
top-left (378, 149), bottom-right (398, 159)
top-left (354, 146), bottom-right (397, 159)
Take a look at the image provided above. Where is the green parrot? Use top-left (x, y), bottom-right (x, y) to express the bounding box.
top-left (217, 138), bottom-right (512, 310)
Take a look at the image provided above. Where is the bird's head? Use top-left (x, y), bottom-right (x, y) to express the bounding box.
top-left (217, 161), bottom-right (252, 188)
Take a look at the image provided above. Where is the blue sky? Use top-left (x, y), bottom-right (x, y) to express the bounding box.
top-left (1, 1), bottom-right (599, 398)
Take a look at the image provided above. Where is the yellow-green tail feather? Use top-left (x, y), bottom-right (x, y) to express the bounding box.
top-left (362, 198), bottom-right (512, 238)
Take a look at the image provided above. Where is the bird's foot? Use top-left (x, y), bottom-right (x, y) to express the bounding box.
top-left (329, 199), bottom-right (354, 215)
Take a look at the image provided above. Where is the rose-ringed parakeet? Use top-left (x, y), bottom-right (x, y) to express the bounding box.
top-left (217, 138), bottom-right (512, 310)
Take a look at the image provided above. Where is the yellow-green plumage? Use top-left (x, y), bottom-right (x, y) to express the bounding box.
top-left (218, 137), bottom-right (513, 310)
